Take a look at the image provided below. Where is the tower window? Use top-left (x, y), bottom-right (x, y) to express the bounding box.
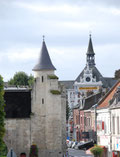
top-left (42, 76), bottom-right (44, 82)
top-left (42, 98), bottom-right (44, 104)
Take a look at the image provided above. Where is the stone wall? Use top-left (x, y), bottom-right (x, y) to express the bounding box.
top-left (4, 119), bottom-right (31, 156)
top-left (4, 70), bottom-right (66, 157)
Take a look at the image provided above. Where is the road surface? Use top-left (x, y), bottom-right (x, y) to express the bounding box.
top-left (68, 148), bottom-right (93, 157)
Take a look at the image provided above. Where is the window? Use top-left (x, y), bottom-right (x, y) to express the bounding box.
top-left (88, 118), bottom-right (90, 126)
top-left (76, 115), bottom-right (79, 125)
top-left (42, 76), bottom-right (44, 82)
top-left (42, 98), bottom-right (44, 104)
top-left (113, 116), bottom-right (115, 134)
top-left (76, 116), bottom-right (78, 124)
top-left (84, 117), bottom-right (86, 126)
top-left (81, 117), bottom-right (82, 124)
top-left (104, 122), bottom-right (106, 134)
top-left (117, 116), bottom-right (119, 134)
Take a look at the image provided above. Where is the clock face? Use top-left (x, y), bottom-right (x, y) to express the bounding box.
top-left (86, 77), bottom-right (91, 82)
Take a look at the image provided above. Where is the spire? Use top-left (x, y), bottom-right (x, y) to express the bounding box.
top-left (87, 34), bottom-right (95, 55)
top-left (86, 34), bottom-right (95, 67)
top-left (33, 40), bottom-right (56, 71)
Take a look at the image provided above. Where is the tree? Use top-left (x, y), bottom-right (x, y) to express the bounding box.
top-left (8, 72), bottom-right (34, 87)
top-left (28, 74), bottom-right (35, 87)
top-left (90, 145), bottom-right (104, 157)
top-left (0, 75), bottom-right (6, 152)
top-left (115, 69), bottom-right (120, 79)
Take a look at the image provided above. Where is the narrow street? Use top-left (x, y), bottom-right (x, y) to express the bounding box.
top-left (68, 148), bottom-right (93, 157)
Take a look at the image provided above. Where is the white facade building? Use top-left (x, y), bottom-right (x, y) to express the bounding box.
top-left (97, 108), bottom-right (111, 156)
top-left (110, 87), bottom-right (120, 156)
top-left (96, 81), bottom-right (120, 157)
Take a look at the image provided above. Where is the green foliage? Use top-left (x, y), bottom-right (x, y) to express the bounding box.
top-left (29, 144), bottom-right (38, 157)
top-left (50, 90), bottom-right (61, 95)
top-left (0, 142), bottom-right (8, 156)
top-left (8, 72), bottom-right (34, 87)
top-left (90, 145), bottom-right (104, 157)
top-left (66, 101), bottom-right (70, 121)
top-left (115, 69), bottom-right (120, 79)
top-left (48, 75), bottom-right (58, 79)
top-left (0, 75), bottom-right (6, 153)
top-left (28, 74), bottom-right (34, 87)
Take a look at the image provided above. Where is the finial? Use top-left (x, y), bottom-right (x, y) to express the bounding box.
top-left (89, 31), bottom-right (92, 38)
top-left (42, 35), bottom-right (45, 41)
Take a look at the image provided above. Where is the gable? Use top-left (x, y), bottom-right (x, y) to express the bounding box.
top-left (75, 66), bottom-right (113, 88)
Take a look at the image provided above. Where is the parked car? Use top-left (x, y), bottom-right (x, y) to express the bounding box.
top-left (78, 140), bottom-right (94, 150)
top-left (75, 142), bottom-right (84, 150)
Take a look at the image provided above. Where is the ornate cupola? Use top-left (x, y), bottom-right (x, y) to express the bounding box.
top-left (33, 38), bottom-right (56, 71)
top-left (86, 34), bottom-right (95, 67)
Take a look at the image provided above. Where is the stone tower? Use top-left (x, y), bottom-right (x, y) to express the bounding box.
top-left (31, 39), bottom-right (66, 157)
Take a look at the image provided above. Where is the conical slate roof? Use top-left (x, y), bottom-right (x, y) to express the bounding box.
top-left (86, 35), bottom-right (95, 55)
top-left (33, 41), bottom-right (56, 71)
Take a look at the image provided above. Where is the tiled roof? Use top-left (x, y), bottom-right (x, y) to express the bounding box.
top-left (97, 80), bottom-right (120, 109)
top-left (80, 92), bottom-right (103, 110)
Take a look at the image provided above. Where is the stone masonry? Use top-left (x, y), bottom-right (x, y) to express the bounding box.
top-left (4, 40), bottom-right (66, 157)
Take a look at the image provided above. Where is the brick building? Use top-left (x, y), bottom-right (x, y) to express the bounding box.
top-left (73, 92), bottom-right (102, 142)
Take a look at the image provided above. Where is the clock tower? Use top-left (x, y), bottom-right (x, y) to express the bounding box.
top-left (73, 35), bottom-right (102, 107)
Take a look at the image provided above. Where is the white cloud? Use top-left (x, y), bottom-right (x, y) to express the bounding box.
top-left (0, 0), bottom-right (120, 81)
top-left (14, 2), bottom-right (81, 15)
top-left (7, 48), bottom-right (39, 62)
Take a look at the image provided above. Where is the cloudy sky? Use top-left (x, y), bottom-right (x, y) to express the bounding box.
top-left (0, 0), bottom-right (120, 81)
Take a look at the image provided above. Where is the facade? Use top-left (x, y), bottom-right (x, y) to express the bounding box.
top-left (4, 40), bottom-right (66, 157)
top-left (97, 80), bottom-right (120, 157)
top-left (73, 92), bottom-right (102, 142)
top-left (84, 110), bottom-right (93, 141)
top-left (97, 108), bottom-right (111, 156)
top-left (110, 87), bottom-right (120, 157)
top-left (73, 108), bottom-right (80, 141)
